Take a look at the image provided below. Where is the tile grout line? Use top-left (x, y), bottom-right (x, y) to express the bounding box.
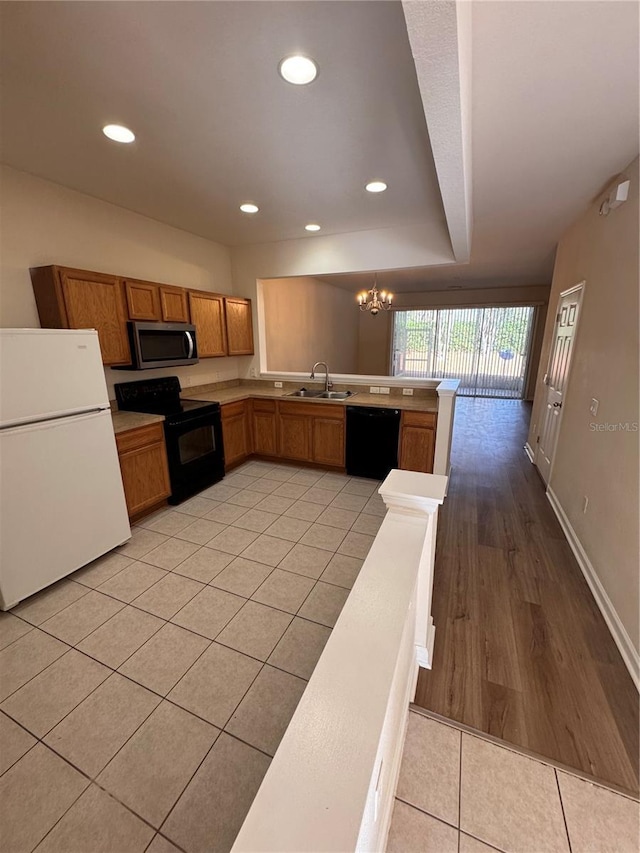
top-left (409, 705), bottom-right (640, 803)
top-left (3, 462), bottom-right (379, 851)
top-left (554, 768), bottom-right (573, 853)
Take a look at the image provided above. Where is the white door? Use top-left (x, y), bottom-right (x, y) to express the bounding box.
top-left (536, 284), bottom-right (584, 484)
top-left (0, 409), bottom-right (130, 609)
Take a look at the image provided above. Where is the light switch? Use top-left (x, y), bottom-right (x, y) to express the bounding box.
top-left (590, 398), bottom-right (599, 417)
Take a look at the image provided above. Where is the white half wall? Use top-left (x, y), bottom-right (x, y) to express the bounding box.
top-left (0, 166), bottom-right (244, 396)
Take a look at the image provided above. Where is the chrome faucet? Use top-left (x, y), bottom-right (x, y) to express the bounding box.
top-left (311, 361), bottom-right (333, 393)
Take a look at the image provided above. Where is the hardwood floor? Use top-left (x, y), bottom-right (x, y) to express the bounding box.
top-left (414, 397), bottom-right (639, 794)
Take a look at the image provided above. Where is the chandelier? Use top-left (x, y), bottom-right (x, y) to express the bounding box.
top-left (357, 276), bottom-right (393, 315)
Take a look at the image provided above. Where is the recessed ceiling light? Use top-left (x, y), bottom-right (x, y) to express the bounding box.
top-left (365, 180), bottom-right (387, 193)
top-left (102, 124), bottom-right (135, 144)
top-left (279, 55), bottom-right (318, 85)
top-left (240, 203), bottom-right (259, 214)
top-left (305, 223), bottom-right (321, 232)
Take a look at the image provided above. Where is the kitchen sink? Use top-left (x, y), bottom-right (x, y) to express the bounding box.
top-left (287, 389), bottom-right (356, 400)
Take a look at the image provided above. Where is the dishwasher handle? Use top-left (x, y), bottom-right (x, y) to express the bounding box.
top-left (347, 406), bottom-right (400, 417)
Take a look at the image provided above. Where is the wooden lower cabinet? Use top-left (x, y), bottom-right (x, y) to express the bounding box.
top-left (251, 400), bottom-right (278, 456)
top-left (312, 415), bottom-right (345, 467)
top-left (279, 412), bottom-right (312, 462)
top-left (221, 401), bottom-right (251, 469)
top-left (277, 402), bottom-right (344, 466)
top-left (399, 411), bottom-right (436, 474)
top-left (116, 423), bottom-right (171, 518)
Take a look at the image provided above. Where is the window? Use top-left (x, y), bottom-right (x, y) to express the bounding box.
top-left (392, 305), bottom-right (536, 398)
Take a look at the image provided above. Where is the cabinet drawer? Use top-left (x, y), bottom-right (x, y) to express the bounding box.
top-left (278, 401), bottom-right (344, 419)
top-left (116, 422), bottom-right (165, 454)
top-left (221, 400), bottom-right (247, 420)
top-left (252, 399), bottom-right (277, 414)
top-left (402, 410), bottom-right (437, 429)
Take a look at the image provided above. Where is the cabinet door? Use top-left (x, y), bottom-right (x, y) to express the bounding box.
top-left (160, 286), bottom-right (190, 323)
top-left (252, 400), bottom-right (279, 456)
top-left (279, 413), bottom-right (312, 462)
top-left (116, 425), bottom-right (171, 517)
top-left (225, 297), bottom-right (254, 356)
top-left (124, 281), bottom-right (161, 321)
top-left (188, 291), bottom-right (227, 357)
top-left (399, 426), bottom-right (435, 474)
top-left (221, 402), bottom-right (249, 468)
top-left (60, 270), bottom-right (130, 365)
top-left (313, 417), bottom-right (345, 467)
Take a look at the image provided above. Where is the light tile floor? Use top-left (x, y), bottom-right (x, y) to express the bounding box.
top-left (0, 461), bottom-right (383, 853)
top-left (389, 709), bottom-right (640, 853)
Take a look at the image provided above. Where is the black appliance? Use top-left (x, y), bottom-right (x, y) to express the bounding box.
top-left (345, 406), bottom-right (401, 480)
top-left (115, 377), bottom-right (224, 504)
top-left (120, 321), bottom-right (198, 370)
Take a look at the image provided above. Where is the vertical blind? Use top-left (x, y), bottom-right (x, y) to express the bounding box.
top-left (392, 305), bottom-right (536, 398)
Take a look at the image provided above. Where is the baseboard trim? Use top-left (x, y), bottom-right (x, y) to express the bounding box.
top-left (546, 487), bottom-right (640, 691)
top-left (523, 442), bottom-right (535, 463)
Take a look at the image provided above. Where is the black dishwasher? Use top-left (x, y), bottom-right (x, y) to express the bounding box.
top-left (346, 406), bottom-right (401, 480)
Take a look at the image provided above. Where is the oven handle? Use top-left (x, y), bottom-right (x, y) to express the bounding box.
top-left (165, 410), bottom-right (221, 429)
top-left (185, 331), bottom-right (194, 359)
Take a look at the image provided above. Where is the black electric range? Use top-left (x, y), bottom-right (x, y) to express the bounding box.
top-left (115, 377), bottom-right (225, 504)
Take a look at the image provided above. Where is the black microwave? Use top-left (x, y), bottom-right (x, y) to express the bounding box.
top-left (125, 321), bottom-right (199, 370)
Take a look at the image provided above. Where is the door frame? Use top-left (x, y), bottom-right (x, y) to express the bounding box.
top-left (534, 281), bottom-right (585, 483)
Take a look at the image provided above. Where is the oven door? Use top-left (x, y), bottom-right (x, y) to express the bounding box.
top-left (131, 322), bottom-right (198, 369)
top-left (163, 410), bottom-right (225, 504)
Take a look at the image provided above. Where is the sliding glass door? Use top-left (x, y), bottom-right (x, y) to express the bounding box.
top-left (392, 305), bottom-right (536, 398)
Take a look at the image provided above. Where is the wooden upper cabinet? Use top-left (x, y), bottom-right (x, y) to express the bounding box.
top-left (160, 286), bottom-right (189, 323)
top-left (124, 280), bottom-right (161, 321)
top-left (30, 265), bottom-right (130, 366)
top-left (188, 291), bottom-right (228, 357)
top-left (225, 297), bottom-right (254, 356)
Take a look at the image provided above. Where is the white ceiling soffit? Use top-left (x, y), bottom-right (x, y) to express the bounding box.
top-left (402, 0), bottom-right (472, 263)
top-left (0, 1), bottom-right (449, 249)
top-left (317, 0), bottom-right (639, 293)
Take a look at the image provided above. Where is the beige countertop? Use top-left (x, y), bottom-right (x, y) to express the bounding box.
top-left (111, 410), bottom-right (165, 434)
top-left (182, 385), bottom-right (438, 413)
top-left (110, 382), bottom-right (438, 436)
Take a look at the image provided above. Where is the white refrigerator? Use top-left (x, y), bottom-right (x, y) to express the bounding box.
top-left (0, 329), bottom-right (131, 609)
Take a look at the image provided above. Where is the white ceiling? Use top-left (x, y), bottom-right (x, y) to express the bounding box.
top-left (1, 1), bottom-right (638, 291)
top-left (0, 1), bottom-right (447, 247)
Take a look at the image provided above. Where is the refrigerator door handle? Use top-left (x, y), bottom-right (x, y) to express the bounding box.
top-left (185, 331), bottom-right (194, 359)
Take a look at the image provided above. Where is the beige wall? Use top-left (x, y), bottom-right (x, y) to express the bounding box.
top-left (261, 277), bottom-right (359, 374)
top-left (528, 156), bottom-right (639, 657)
top-left (357, 311), bottom-right (393, 375)
top-left (0, 166), bottom-right (243, 396)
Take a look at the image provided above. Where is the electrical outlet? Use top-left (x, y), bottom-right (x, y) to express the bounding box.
top-left (582, 496), bottom-right (589, 514)
top-left (402, 388), bottom-right (414, 396)
top-left (250, 367), bottom-right (257, 378)
top-left (590, 398), bottom-right (599, 416)
top-left (379, 386), bottom-right (390, 394)
top-left (274, 381), bottom-right (283, 388)
top-left (369, 386), bottom-right (380, 394)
